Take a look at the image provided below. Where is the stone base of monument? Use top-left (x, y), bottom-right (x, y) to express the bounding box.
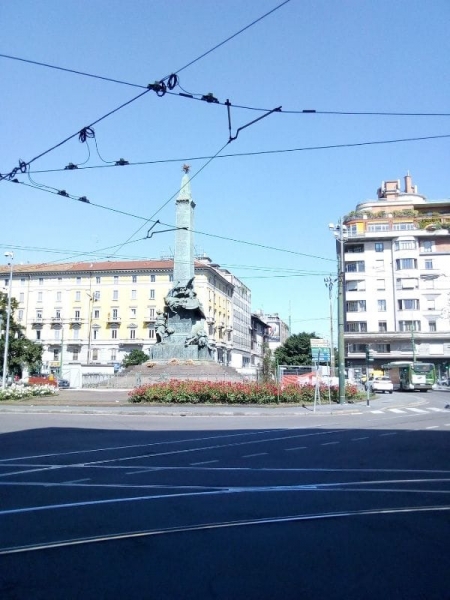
top-left (150, 342), bottom-right (212, 361)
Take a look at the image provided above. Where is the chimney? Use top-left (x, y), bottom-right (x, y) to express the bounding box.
top-left (404, 173), bottom-right (413, 193)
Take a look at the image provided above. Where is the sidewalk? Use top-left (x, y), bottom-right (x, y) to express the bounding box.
top-left (0, 387), bottom-right (442, 416)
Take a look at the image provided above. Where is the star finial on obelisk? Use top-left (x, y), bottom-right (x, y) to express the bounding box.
top-left (182, 164), bottom-right (190, 174)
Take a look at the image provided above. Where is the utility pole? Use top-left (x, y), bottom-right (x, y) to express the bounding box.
top-left (324, 275), bottom-right (337, 376)
top-left (2, 252), bottom-right (14, 389)
top-left (329, 220), bottom-right (348, 404)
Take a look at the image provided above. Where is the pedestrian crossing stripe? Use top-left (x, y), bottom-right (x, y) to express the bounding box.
top-left (370, 407), bottom-right (445, 415)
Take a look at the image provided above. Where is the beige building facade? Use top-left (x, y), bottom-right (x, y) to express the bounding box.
top-left (342, 175), bottom-right (450, 378)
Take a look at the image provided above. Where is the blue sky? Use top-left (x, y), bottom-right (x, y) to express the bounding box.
top-left (1, 0), bottom-right (449, 340)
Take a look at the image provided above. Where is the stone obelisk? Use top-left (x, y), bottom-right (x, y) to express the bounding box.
top-left (173, 164), bottom-right (195, 287)
top-left (150, 166), bottom-right (214, 361)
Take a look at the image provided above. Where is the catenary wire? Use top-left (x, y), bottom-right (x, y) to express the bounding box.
top-left (6, 178), bottom-right (335, 264)
top-left (28, 132), bottom-right (450, 174)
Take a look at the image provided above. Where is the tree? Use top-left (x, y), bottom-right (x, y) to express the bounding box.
top-left (122, 349), bottom-right (149, 368)
top-left (274, 332), bottom-right (319, 366)
top-left (261, 342), bottom-right (275, 382)
top-left (0, 292), bottom-right (43, 377)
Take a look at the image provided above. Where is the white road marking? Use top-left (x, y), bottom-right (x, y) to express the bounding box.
top-left (405, 408), bottom-right (427, 413)
top-left (351, 437), bottom-right (369, 441)
top-left (388, 409), bottom-right (406, 414)
top-left (321, 441), bottom-right (340, 445)
top-left (285, 447), bottom-right (307, 451)
top-left (426, 426), bottom-right (439, 430)
top-left (428, 407), bottom-right (444, 412)
top-left (62, 478), bottom-right (90, 484)
top-left (379, 433), bottom-right (397, 437)
top-left (189, 460), bottom-right (219, 466)
top-left (371, 410), bottom-right (384, 414)
top-left (242, 453), bottom-right (267, 458)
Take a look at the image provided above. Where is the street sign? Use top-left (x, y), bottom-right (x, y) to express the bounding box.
top-left (310, 338), bottom-right (328, 348)
top-left (312, 348), bottom-right (331, 362)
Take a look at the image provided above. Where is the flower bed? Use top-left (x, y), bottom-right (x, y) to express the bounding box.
top-left (0, 384), bottom-right (58, 401)
top-left (128, 380), bottom-right (363, 405)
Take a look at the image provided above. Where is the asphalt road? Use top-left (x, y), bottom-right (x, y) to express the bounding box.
top-left (0, 390), bottom-right (449, 599)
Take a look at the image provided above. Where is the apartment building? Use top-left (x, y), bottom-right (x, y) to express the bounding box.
top-left (341, 174), bottom-right (450, 375)
top-left (2, 258), bottom-right (239, 374)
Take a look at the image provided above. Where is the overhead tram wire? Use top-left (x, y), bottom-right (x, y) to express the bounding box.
top-left (6, 177), bottom-right (334, 264)
top-left (28, 132), bottom-right (450, 175)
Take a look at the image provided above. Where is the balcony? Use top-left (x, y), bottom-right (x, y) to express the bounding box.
top-left (143, 317), bottom-right (156, 325)
top-left (31, 317), bottom-right (44, 324)
top-left (107, 315), bottom-right (121, 325)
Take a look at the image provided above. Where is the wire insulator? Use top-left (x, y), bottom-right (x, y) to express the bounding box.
top-left (147, 81), bottom-right (167, 96)
top-left (64, 163), bottom-right (79, 170)
top-left (78, 196), bottom-right (90, 203)
top-left (166, 74), bottom-right (178, 90)
top-left (115, 158), bottom-right (129, 166)
top-left (19, 160), bottom-right (28, 173)
top-left (57, 190), bottom-right (69, 197)
top-left (201, 93), bottom-right (219, 104)
top-left (78, 127), bottom-right (95, 143)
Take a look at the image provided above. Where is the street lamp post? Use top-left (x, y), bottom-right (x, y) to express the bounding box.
top-left (324, 275), bottom-right (337, 376)
top-left (2, 252), bottom-right (14, 390)
top-left (329, 220), bottom-right (348, 404)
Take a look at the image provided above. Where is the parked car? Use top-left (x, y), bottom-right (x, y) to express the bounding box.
top-left (365, 376), bottom-right (393, 394)
top-left (57, 378), bottom-right (70, 389)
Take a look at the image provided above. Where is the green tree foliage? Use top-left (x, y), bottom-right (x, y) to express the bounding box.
top-left (261, 342), bottom-right (275, 383)
top-left (0, 292), bottom-right (43, 376)
top-left (122, 349), bottom-right (149, 368)
top-left (274, 332), bottom-right (319, 366)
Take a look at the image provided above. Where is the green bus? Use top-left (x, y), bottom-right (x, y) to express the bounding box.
top-left (382, 361), bottom-right (436, 391)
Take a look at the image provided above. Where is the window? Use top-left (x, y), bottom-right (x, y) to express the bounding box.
top-left (112, 309), bottom-right (118, 319)
top-left (74, 310), bottom-right (80, 320)
top-left (150, 289), bottom-right (155, 299)
top-left (36, 330), bottom-right (41, 340)
top-left (375, 242), bottom-right (384, 252)
top-left (374, 343), bottom-right (390, 353)
top-left (73, 328), bottom-right (79, 340)
top-left (398, 299), bottom-right (420, 310)
top-left (377, 300), bottom-right (386, 312)
top-left (19, 292), bottom-right (24, 302)
top-left (37, 291), bottom-right (43, 302)
top-left (131, 289), bottom-right (137, 300)
top-left (130, 308), bottom-right (137, 318)
top-left (112, 329), bottom-right (118, 339)
top-left (21, 278), bottom-right (25, 285)
top-left (36, 310), bottom-right (42, 319)
top-left (18, 309), bottom-right (24, 321)
top-left (150, 274), bottom-right (156, 282)
top-left (53, 349), bottom-right (60, 360)
top-left (346, 322), bottom-right (367, 332)
top-left (375, 259), bottom-right (385, 271)
top-left (130, 329), bottom-right (136, 339)
top-left (96, 276), bottom-right (101, 284)
top-left (367, 223), bottom-right (389, 232)
top-left (392, 222), bottom-right (415, 231)
top-left (58, 277), bottom-right (62, 283)
top-left (396, 278), bottom-right (418, 289)
top-left (54, 329), bottom-right (61, 340)
top-left (169, 274), bottom-right (174, 282)
top-left (75, 291), bottom-right (81, 301)
top-left (93, 329), bottom-right (98, 340)
top-left (72, 350), bottom-right (79, 361)
top-left (113, 290), bottom-right (119, 301)
top-left (378, 321), bottom-right (387, 333)
top-left (424, 259), bottom-right (433, 270)
top-left (399, 320), bottom-right (421, 332)
top-left (426, 299), bottom-right (436, 311)
top-left (346, 280), bottom-right (366, 292)
top-left (76, 277), bottom-right (81, 285)
top-left (347, 244), bottom-right (364, 253)
top-left (56, 291), bottom-right (62, 302)
top-left (346, 300), bottom-right (366, 312)
top-left (376, 279), bottom-right (385, 290)
top-left (132, 275), bottom-right (137, 283)
top-left (149, 308), bottom-right (155, 318)
top-left (149, 328), bottom-right (155, 339)
top-left (94, 309), bottom-right (100, 319)
top-left (345, 261), bottom-right (365, 273)
top-left (395, 258), bottom-right (417, 270)
top-left (55, 309), bottom-right (61, 319)
top-left (111, 349), bottom-right (117, 361)
top-left (424, 278), bottom-right (435, 289)
top-left (39, 277), bottom-right (44, 285)
top-left (114, 276), bottom-right (119, 284)
top-left (94, 291), bottom-right (100, 300)
top-left (422, 240), bottom-right (433, 253)
top-left (3, 279), bottom-right (7, 287)
top-left (394, 240), bottom-right (417, 250)
top-left (429, 321), bottom-right (437, 332)
top-left (92, 349), bottom-right (98, 361)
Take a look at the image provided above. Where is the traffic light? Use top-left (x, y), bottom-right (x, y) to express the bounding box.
top-left (365, 345), bottom-right (374, 362)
